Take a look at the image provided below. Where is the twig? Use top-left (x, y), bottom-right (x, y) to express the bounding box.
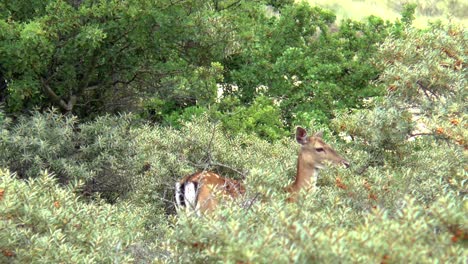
top-left (204, 122), bottom-right (218, 165)
top-left (210, 162), bottom-right (248, 179)
top-left (407, 132), bottom-right (434, 139)
top-left (242, 192), bottom-right (261, 215)
top-left (183, 159), bottom-right (247, 179)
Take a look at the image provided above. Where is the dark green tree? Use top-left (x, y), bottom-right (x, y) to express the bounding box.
top-left (224, 3), bottom-right (398, 128)
top-left (1, 0), bottom-right (168, 115)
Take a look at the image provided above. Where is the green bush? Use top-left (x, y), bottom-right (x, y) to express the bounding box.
top-left (0, 17), bottom-right (465, 263)
top-left (0, 108), bottom-right (296, 209)
top-left (333, 22), bottom-right (466, 189)
top-left (0, 110), bottom-right (78, 181)
top-left (0, 110), bottom-right (153, 202)
top-left (2, 0), bottom-right (412, 143)
top-left (0, 103), bottom-right (465, 263)
top-left (157, 95), bottom-right (288, 142)
top-left (224, 2), bottom-right (400, 130)
top-left (154, 22), bottom-right (467, 263)
top-left (0, 169), bottom-right (147, 263)
top-left (167, 190), bottom-right (465, 263)
top-left (214, 95), bottom-right (288, 141)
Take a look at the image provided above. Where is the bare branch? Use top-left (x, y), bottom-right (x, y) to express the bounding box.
top-left (183, 159), bottom-right (248, 179)
top-left (407, 132), bottom-right (435, 139)
top-left (242, 192), bottom-right (261, 215)
top-left (40, 78), bottom-right (75, 112)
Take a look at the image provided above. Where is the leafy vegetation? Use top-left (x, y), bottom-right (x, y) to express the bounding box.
top-left (1, 0), bottom-right (401, 132)
top-left (0, 169), bottom-right (148, 263)
top-left (0, 0), bottom-right (466, 263)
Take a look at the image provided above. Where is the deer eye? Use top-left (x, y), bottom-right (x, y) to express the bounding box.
top-left (315, 147), bottom-right (325, 152)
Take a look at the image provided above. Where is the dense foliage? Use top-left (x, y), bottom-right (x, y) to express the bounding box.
top-left (164, 24), bottom-right (466, 263)
top-left (0, 0), bottom-right (466, 263)
top-left (1, 0), bottom-right (406, 136)
top-left (0, 170), bottom-right (148, 263)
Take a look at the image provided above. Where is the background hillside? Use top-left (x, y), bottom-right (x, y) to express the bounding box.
top-left (303, 0), bottom-right (468, 27)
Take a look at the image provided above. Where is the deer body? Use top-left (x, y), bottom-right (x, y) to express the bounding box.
top-left (175, 127), bottom-right (349, 213)
top-left (175, 171), bottom-right (245, 214)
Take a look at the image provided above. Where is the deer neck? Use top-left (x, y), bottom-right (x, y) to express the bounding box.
top-left (293, 151), bottom-right (319, 192)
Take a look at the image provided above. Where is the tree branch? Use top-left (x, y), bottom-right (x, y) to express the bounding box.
top-left (40, 78), bottom-right (75, 112)
top-left (407, 132), bottom-right (434, 139)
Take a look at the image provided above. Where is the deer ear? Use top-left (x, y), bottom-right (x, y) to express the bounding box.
top-left (296, 127), bottom-right (308, 145)
top-left (313, 131), bottom-right (323, 138)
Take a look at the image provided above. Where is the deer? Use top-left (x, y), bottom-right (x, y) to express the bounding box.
top-left (175, 171), bottom-right (245, 214)
top-left (285, 127), bottom-right (350, 202)
top-left (174, 127), bottom-right (350, 214)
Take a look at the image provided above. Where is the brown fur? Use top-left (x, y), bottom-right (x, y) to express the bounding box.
top-left (178, 171), bottom-right (245, 213)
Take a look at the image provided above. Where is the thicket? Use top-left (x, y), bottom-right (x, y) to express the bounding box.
top-left (0, 1), bottom-right (466, 263)
top-left (0, 110), bottom-right (301, 262)
top-left (163, 23), bottom-right (466, 263)
top-left (0, 0), bottom-right (414, 141)
top-left (0, 169), bottom-right (148, 263)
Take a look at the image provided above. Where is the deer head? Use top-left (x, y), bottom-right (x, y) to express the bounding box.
top-left (296, 126), bottom-right (350, 170)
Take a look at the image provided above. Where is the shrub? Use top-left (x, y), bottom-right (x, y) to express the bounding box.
top-left (0, 110), bottom-right (78, 182)
top-left (2, 23), bottom-right (466, 262)
top-left (214, 95), bottom-right (288, 141)
top-left (0, 108), bottom-right (297, 210)
top-left (333, 23), bottom-right (466, 194)
top-left (154, 22), bottom-right (466, 263)
top-left (225, 2), bottom-right (399, 130)
top-left (166, 190), bottom-right (465, 263)
top-left (0, 169), bottom-right (147, 263)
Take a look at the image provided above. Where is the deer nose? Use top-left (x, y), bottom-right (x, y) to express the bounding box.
top-left (343, 161), bottom-right (350, 168)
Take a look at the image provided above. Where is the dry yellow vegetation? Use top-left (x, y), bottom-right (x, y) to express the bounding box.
top-left (299, 0), bottom-right (467, 27)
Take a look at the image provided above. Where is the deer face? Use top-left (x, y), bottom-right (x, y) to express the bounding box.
top-left (296, 127), bottom-right (350, 169)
